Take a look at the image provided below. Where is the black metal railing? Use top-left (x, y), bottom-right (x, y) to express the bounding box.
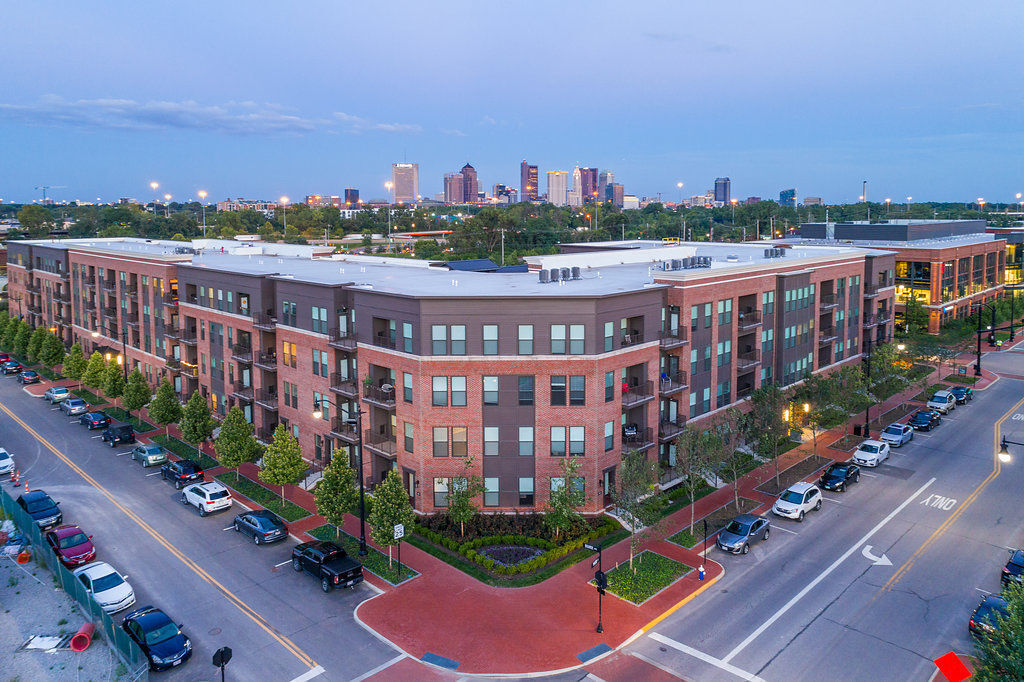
top-left (621, 380), bottom-right (654, 406)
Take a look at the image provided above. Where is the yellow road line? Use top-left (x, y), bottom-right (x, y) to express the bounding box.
top-left (0, 403), bottom-right (318, 670)
top-left (641, 569), bottom-right (725, 633)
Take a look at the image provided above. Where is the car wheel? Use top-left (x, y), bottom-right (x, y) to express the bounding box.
top-left (109, 440), bottom-right (115, 448)
top-left (321, 578), bottom-right (332, 593)
top-left (292, 557), bottom-right (301, 572)
top-left (815, 500), bottom-right (822, 511)
top-left (234, 521), bottom-right (242, 533)
top-left (798, 511), bottom-right (805, 522)
top-left (175, 480), bottom-right (182, 490)
top-left (854, 474), bottom-right (860, 483)
top-left (763, 528), bottom-right (770, 540)
top-left (253, 535), bottom-right (261, 545)
top-left (199, 506), bottom-right (208, 517)
top-left (180, 493), bottom-right (189, 506)
top-left (741, 543), bottom-right (749, 555)
top-left (839, 483), bottom-right (846, 493)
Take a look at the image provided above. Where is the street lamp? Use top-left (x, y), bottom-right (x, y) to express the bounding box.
top-left (312, 396), bottom-right (367, 555)
top-left (150, 181), bottom-right (159, 210)
top-left (197, 190), bottom-right (208, 237)
top-left (978, 197), bottom-right (986, 215)
top-left (885, 198), bottom-right (891, 217)
top-left (279, 196), bottom-right (289, 234)
top-left (384, 182), bottom-right (394, 251)
top-left (163, 194), bottom-right (172, 218)
top-left (971, 300), bottom-right (998, 375)
top-left (730, 198), bottom-right (738, 226)
top-left (998, 436), bottom-right (1019, 463)
top-left (676, 181), bottom-right (683, 205)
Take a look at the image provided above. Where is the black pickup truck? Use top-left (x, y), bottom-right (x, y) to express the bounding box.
top-left (291, 540), bottom-right (364, 592)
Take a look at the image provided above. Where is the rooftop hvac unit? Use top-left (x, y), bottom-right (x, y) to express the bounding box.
top-left (560, 267), bottom-right (571, 281)
top-left (726, 254), bottom-right (739, 262)
top-left (671, 259), bottom-right (682, 270)
top-left (539, 270), bottom-right (550, 283)
top-left (764, 248), bottom-right (773, 258)
top-left (571, 266), bottom-right (581, 280)
top-left (550, 268), bottom-right (561, 282)
top-left (776, 248), bottom-right (786, 257)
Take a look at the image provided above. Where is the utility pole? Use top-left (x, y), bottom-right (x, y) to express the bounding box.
top-left (500, 227), bottom-right (505, 266)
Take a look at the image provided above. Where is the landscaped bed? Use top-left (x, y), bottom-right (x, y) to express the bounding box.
top-left (308, 523), bottom-right (417, 585)
top-left (755, 455), bottom-right (832, 497)
top-left (645, 477), bottom-right (715, 521)
top-left (596, 551), bottom-right (692, 604)
top-left (105, 406), bottom-right (155, 433)
top-left (214, 473), bottom-right (311, 522)
top-left (827, 434), bottom-right (866, 452)
top-left (869, 402), bottom-right (918, 430)
top-left (152, 433), bottom-right (219, 470)
top-left (911, 382), bottom-right (949, 403)
top-left (943, 373), bottom-right (979, 385)
top-left (668, 497), bottom-right (761, 549)
top-left (71, 387), bottom-right (106, 406)
top-left (34, 366), bottom-right (62, 381)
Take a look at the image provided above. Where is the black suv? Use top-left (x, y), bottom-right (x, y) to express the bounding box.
top-left (17, 490), bottom-right (63, 529)
top-left (818, 462), bottom-right (861, 492)
top-left (1002, 549), bottom-right (1024, 588)
top-left (949, 386), bottom-right (973, 404)
top-left (101, 422), bottom-right (135, 447)
top-left (160, 460), bottom-right (204, 489)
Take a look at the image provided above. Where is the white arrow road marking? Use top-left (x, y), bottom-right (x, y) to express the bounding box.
top-left (861, 545), bottom-right (893, 566)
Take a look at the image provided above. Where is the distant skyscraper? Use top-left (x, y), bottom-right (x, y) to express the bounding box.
top-left (547, 171), bottom-right (569, 206)
top-left (803, 196), bottom-right (824, 206)
top-left (598, 170), bottom-right (614, 202)
top-left (444, 173), bottom-right (464, 204)
top-left (779, 188), bottom-right (797, 207)
top-left (608, 183), bottom-right (624, 208)
top-left (344, 188), bottom-right (359, 206)
top-left (714, 178), bottom-right (731, 204)
top-left (520, 160), bottom-right (538, 202)
top-left (580, 167), bottom-right (599, 203)
top-left (568, 166), bottom-right (583, 206)
top-left (461, 163), bottom-right (478, 205)
top-left (391, 163), bottom-right (419, 203)
top-left (305, 194), bottom-right (326, 207)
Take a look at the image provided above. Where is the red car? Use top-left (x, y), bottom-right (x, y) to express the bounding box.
top-left (46, 525), bottom-right (96, 568)
top-left (0, 352), bottom-right (9, 363)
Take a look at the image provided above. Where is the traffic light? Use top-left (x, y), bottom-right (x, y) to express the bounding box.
top-left (595, 570), bottom-right (608, 593)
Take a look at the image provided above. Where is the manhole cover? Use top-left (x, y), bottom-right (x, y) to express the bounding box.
top-left (208, 627), bottom-right (222, 636)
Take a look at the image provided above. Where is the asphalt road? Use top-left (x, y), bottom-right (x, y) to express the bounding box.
top-left (0, 380), bottom-right (400, 682)
top-left (624, 367), bottom-right (1024, 681)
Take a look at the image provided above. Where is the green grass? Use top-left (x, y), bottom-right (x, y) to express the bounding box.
top-left (943, 374), bottom-right (979, 384)
top-left (214, 473), bottom-right (310, 522)
top-left (104, 406), bottom-right (155, 433)
top-left (646, 481), bottom-right (715, 521)
top-left (308, 523), bottom-right (417, 584)
top-left (71, 388), bottom-right (106, 406)
top-left (153, 434), bottom-right (219, 470)
top-left (34, 366), bottom-right (63, 381)
top-left (912, 382), bottom-right (950, 403)
top-left (597, 551), bottom-right (691, 604)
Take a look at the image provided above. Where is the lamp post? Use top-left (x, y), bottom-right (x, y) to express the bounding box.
top-left (998, 436), bottom-right (1019, 463)
top-left (197, 190), bottom-right (208, 237)
top-left (676, 181), bottom-right (683, 205)
top-left (885, 198), bottom-right (891, 217)
top-left (862, 336), bottom-right (874, 438)
top-left (384, 181), bottom-right (394, 252)
top-left (312, 396), bottom-right (367, 555)
top-left (150, 181), bottom-right (159, 212)
top-left (1009, 285), bottom-right (1021, 342)
top-left (163, 194), bottom-right (172, 218)
top-left (971, 300), bottom-right (997, 375)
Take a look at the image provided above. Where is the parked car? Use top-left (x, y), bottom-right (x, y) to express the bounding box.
top-left (60, 397), bottom-right (89, 416)
top-left (818, 462), bottom-right (861, 492)
top-left (950, 386), bottom-right (974, 404)
top-left (0, 448), bottom-right (14, 476)
top-left (44, 386), bottom-right (71, 403)
top-left (880, 423), bottom-right (914, 447)
top-left (716, 514), bottom-right (771, 555)
top-left (0, 352), bottom-right (9, 363)
top-left (926, 390), bottom-right (957, 414)
top-left (73, 561), bottom-right (136, 614)
top-left (291, 540), bottom-right (364, 592)
top-left (121, 606), bottom-right (192, 671)
top-left (969, 593), bottom-right (1009, 641)
top-left (131, 444), bottom-right (168, 467)
top-left (233, 509), bottom-right (288, 544)
top-left (772, 482), bottom-right (823, 521)
top-left (45, 525), bottom-right (97, 568)
top-left (161, 460), bottom-right (204, 489)
top-left (180, 481), bottom-right (232, 516)
top-left (1002, 549), bottom-right (1024, 588)
top-left (101, 422), bottom-right (135, 447)
top-left (2, 360), bottom-right (23, 375)
top-left (18, 370), bottom-right (40, 385)
top-left (79, 412), bottom-right (111, 430)
top-left (909, 409), bottom-right (942, 431)
top-left (853, 439), bottom-right (890, 467)
top-left (16, 490), bottom-right (63, 529)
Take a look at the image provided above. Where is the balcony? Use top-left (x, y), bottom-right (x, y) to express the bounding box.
top-left (659, 370), bottom-right (688, 395)
top-left (54, 290), bottom-right (70, 303)
top-left (123, 312), bottom-right (139, 327)
top-left (254, 352), bottom-right (277, 371)
top-left (83, 299), bottom-right (97, 312)
top-left (329, 372), bottom-right (359, 398)
top-left (179, 363), bottom-right (198, 378)
top-left (363, 384), bottom-right (397, 409)
top-left (101, 281), bottom-right (116, 293)
top-left (620, 332), bottom-right (644, 348)
top-left (736, 350), bottom-right (761, 371)
top-left (59, 271), bottom-right (70, 281)
top-left (659, 328), bottom-right (688, 349)
top-left (659, 416), bottom-right (686, 443)
top-left (256, 426), bottom-right (278, 445)
top-left (230, 344), bottom-right (253, 364)
top-left (863, 283), bottom-right (880, 298)
top-left (25, 282), bottom-right (40, 294)
top-left (737, 309), bottom-right (762, 331)
top-left (819, 294), bottom-right (838, 310)
top-left (328, 328), bottom-right (358, 351)
top-left (231, 383), bottom-right (254, 402)
top-left (818, 326), bottom-right (837, 344)
top-left (180, 330), bottom-right (198, 345)
top-left (621, 379), bottom-right (655, 407)
top-left (364, 429), bottom-right (397, 458)
top-left (27, 303), bottom-right (42, 315)
top-left (329, 417), bottom-right (359, 443)
top-left (253, 313), bottom-right (277, 330)
top-left (164, 357), bottom-right (181, 371)
top-left (877, 311), bottom-right (893, 324)
top-left (622, 425), bottom-right (655, 452)
top-left (81, 275), bottom-right (95, 286)
top-left (863, 314), bottom-right (878, 328)
top-left (124, 286), bottom-right (138, 300)
top-left (101, 306), bottom-right (116, 318)
top-left (371, 333), bottom-right (397, 350)
top-left (164, 324), bottom-right (181, 339)
top-left (162, 292), bottom-right (179, 306)
top-left (255, 390), bottom-right (279, 411)
top-left (736, 385), bottom-right (755, 400)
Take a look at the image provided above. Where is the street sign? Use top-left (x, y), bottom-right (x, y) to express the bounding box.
top-left (212, 646), bottom-right (232, 668)
top-left (591, 557), bottom-right (600, 568)
top-left (584, 543), bottom-right (599, 552)
top-left (393, 523), bottom-right (404, 540)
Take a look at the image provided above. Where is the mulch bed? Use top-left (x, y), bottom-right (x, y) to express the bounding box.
top-left (828, 434), bottom-right (865, 452)
top-left (668, 497), bottom-right (761, 549)
top-left (870, 402), bottom-right (917, 429)
top-left (755, 455), bottom-right (833, 496)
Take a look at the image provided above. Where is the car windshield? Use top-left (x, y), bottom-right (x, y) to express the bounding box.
top-left (25, 498), bottom-right (53, 513)
top-left (143, 621), bottom-right (181, 646)
top-left (59, 532), bottom-right (89, 549)
top-left (68, 400), bottom-right (85, 406)
top-left (975, 600), bottom-right (1008, 625)
top-left (860, 444), bottom-right (880, 453)
top-left (884, 426), bottom-right (903, 435)
top-left (91, 572), bottom-right (124, 592)
top-left (255, 516), bottom-right (279, 529)
top-left (827, 465), bottom-right (848, 476)
top-left (725, 521), bottom-right (750, 535)
top-left (208, 490), bottom-right (229, 500)
top-left (781, 490), bottom-right (804, 503)
top-left (0, 452), bottom-right (10, 462)
top-left (144, 446), bottom-right (162, 455)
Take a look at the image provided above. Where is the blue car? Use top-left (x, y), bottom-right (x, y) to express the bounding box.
top-left (716, 514), bottom-right (770, 555)
top-left (949, 386), bottom-right (973, 404)
top-left (121, 606), bottom-right (192, 671)
top-left (16, 490), bottom-right (63, 529)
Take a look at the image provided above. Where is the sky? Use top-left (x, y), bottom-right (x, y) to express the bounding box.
top-left (1, 0), bottom-right (1022, 205)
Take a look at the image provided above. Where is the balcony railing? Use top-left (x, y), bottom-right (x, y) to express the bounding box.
top-left (60, 271), bottom-right (70, 281)
top-left (877, 311), bottom-right (893, 324)
top-left (253, 313), bottom-right (277, 330)
top-left (736, 385), bottom-right (755, 400)
top-left (180, 330), bottom-right (198, 345)
top-left (25, 282), bottom-right (40, 293)
top-left (27, 303), bottom-right (42, 314)
top-left (737, 309), bottom-right (762, 330)
top-left (819, 294), bottom-right (838, 309)
top-left (231, 383), bottom-right (254, 402)
top-left (230, 344), bottom-right (253, 363)
top-left (123, 312), bottom-right (139, 326)
top-left (329, 417), bottom-right (359, 443)
top-left (328, 328), bottom-right (358, 351)
top-left (162, 292), bottom-right (179, 306)
top-left (863, 314), bottom-right (878, 327)
top-left (371, 333), bottom-right (397, 350)
top-left (818, 326), bottom-right (837, 344)
top-left (255, 390), bottom-right (279, 410)
top-left (164, 324), bottom-right (181, 338)
top-left (659, 328), bottom-right (688, 349)
top-left (254, 352), bottom-right (277, 370)
top-left (54, 290), bottom-right (70, 303)
top-left (256, 426), bottom-right (278, 444)
top-left (364, 429), bottom-right (397, 457)
top-left (101, 281), bottom-right (116, 293)
top-left (620, 332), bottom-right (644, 347)
top-left (659, 370), bottom-right (687, 394)
top-left (736, 350), bottom-right (761, 371)
top-left (621, 380), bottom-right (654, 407)
top-left (622, 425), bottom-right (654, 452)
top-left (329, 372), bottom-right (359, 398)
top-left (363, 384), bottom-right (397, 408)
top-left (81, 275), bottom-right (95, 286)
top-left (863, 283), bottom-right (880, 297)
top-left (179, 364), bottom-right (198, 378)
top-left (83, 300), bottom-right (97, 312)
top-left (658, 416), bottom-right (686, 442)
top-left (102, 306), bottom-right (117, 318)
top-left (164, 357), bottom-right (180, 371)
top-left (125, 286), bottom-right (138, 299)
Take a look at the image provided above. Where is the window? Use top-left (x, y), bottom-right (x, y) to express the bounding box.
top-left (312, 349), bottom-right (327, 377)
top-left (403, 372), bottom-right (413, 403)
top-left (433, 478), bottom-right (449, 506)
top-left (605, 371), bottom-right (615, 402)
top-left (690, 348), bottom-right (698, 375)
top-left (703, 345), bottom-right (712, 371)
top-left (604, 421), bottom-right (614, 451)
top-left (484, 478), bottom-right (499, 507)
top-left (312, 306), bottom-right (328, 334)
top-left (550, 427), bottom-right (566, 456)
top-left (484, 426), bottom-right (499, 455)
top-left (569, 324), bottom-right (585, 354)
top-left (550, 375), bottom-right (567, 405)
top-left (431, 325), bottom-right (447, 355)
top-left (402, 322), bottom-right (413, 353)
top-left (451, 376), bottom-right (467, 406)
top-left (518, 376), bottom-right (534, 405)
top-left (483, 376), bottom-right (498, 405)
top-left (691, 305), bottom-right (699, 331)
top-left (281, 300), bottom-right (297, 326)
top-left (569, 376), bottom-right (586, 405)
top-left (282, 342), bottom-right (297, 368)
top-left (432, 377), bottom-right (448, 406)
top-left (604, 321), bottom-right (614, 351)
top-left (404, 422), bottom-right (414, 452)
top-left (519, 478), bottom-right (534, 506)
top-left (717, 340), bottom-right (732, 366)
top-left (313, 392), bottom-right (328, 420)
top-left (482, 324), bottom-right (498, 355)
top-left (550, 324), bottom-right (566, 354)
top-left (451, 427), bottom-right (468, 456)
top-left (519, 427), bottom-right (534, 456)
top-left (451, 324), bottom-right (466, 355)
top-left (704, 303), bottom-right (713, 328)
top-left (762, 329), bottom-right (774, 353)
top-left (569, 426), bottom-right (584, 456)
top-left (762, 291), bottom-right (775, 315)
top-left (718, 298), bottom-right (733, 325)
top-left (517, 325), bottom-right (533, 355)
top-left (433, 427), bottom-right (448, 457)
top-left (716, 381), bottom-right (731, 408)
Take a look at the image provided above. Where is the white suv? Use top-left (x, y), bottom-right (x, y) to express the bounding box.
top-left (926, 390), bottom-right (956, 414)
top-left (772, 482), bottom-right (823, 522)
top-left (0, 448), bottom-right (14, 476)
top-left (180, 482), bottom-right (232, 517)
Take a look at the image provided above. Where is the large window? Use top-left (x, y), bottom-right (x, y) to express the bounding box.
top-left (451, 324), bottom-right (466, 355)
top-left (431, 325), bottom-right (447, 355)
top-left (432, 377), bottom-right (448, 406)
top-left (482, 324), bottom-right (498, 355)
top-left (551, 324), bottom-right (566, 354)
top-left (550, 427), bottom-right (566, 456)
top-left (518, 376), bottom-right (534, 405)
top-left (451, 376), bottom-right (467, 406)
top-left (569, 376), bottom-right (586, 405)
top-left (517, 325), bottom-right (533, 355)
top-left (550, 375), bottom-right (567, 405)
top-left (312, 306), bottom-right (328, 334)
top-left (483, 376), bottom-right (498, 405)
top-left (433, 427), bottom-right (448, 457)
top-left (717, 298), bottom-right (733, 325)
top-left (569, 324), bottom-right (585, 354)
top-left (519, 426), bottom-right (534, 456)
top-left (518, 477), bottom-right (534, 506)
top-left (452, 427), bottom-right (468, 456)
top-left (569, 426), bottom-right (584, 456)
top-left (433, 478), bottom-right (449, 507)
top-left (484, 478), bottom-right (499, 507)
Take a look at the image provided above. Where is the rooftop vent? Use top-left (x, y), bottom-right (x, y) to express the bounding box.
top-left (539, 269), bottom-right (550, 283)
top-left (560, 267), bottom-right (571, 281)
top-left (571, 266), bottom-right (581, 280)
top-left (550, 268), bottom-right (561, 282)
top-left (726, 254), bottom-right (739, 262)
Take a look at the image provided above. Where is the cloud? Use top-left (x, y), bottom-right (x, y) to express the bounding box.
top-left (480, 115), bottom-right (498, 125)
top-left (331, 111), bottom-right (422, 134)
top-left (442, 128), bottom-right (467, 137)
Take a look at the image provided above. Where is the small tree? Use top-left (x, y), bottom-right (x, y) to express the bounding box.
top-left (445, 456), bottom-right (486, 539)
top-left (62, 343), bottom-right (87, 387)
top-left (214, 406), bottom-right (263, 481)
top-left (673, 425), bottom-right (716, 536)
top-left (799, 373), bottom-right (848, 457)
top-left (102, 364), bottom-right (125, 405)
top-left (741, 385), bottom-right (789, 487)
top-left (314, 455), bottom-right (358, 539)
top-left (259, 424), bottom-right (307, 504)
top-left (973, 580), bottom-right (1024, 680)
top-left (148, 379), bottom-right (183, 436)
top-left (1, 317), bottom-right (22, 351)
top-left (82, 351), bottom-right (107, 390)
top-left (613, 450), bottom-right (661, 570)
top-left (13, 323), bottom-right (31, 360)
top-left (709, 409), bottom-right (745, 512)
top-left (40, 333), bottom-right (66, 368)
top-left (368, 469), bottom-right (414, 570)
top-left (902, 292), bottom-right (929, 337)
top-left (544, 456), bottom-right (585, 540)
top-left (180, 391), bottom-right (214, 446)
top-left (26, 326), bottom-right (47, 362)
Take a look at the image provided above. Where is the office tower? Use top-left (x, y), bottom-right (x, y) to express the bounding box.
top-left (520, 161), bottom-right (538, 202)
top-left (305, 195), bottom-right (326, 208)
top-left (391, 163), bottom-right (419, 203)
top-left (461, 164), bottom-right (478, 205)
top-left (547, 171), bottom-right (568, 206)
top-left (780, 188), bottom-right (797, 207)
top-left (599, 170), bottom-right (614, 202)
top-left (608, 183), bottom-right (624, 208)
top-left (344, 188), bottom-right (359, 206)
top-left (714, 178), bottom-right (731, 204)
top-left (580, 167), bottom-right (599, 203)
top-left (803, 197), bottom-right (824, 206)
top-left (444, 172), bottom-right (464, 204)
top-left (328, 196), bottom-right (341, 208)
top-left (568, 166), bottom-right (583, 206)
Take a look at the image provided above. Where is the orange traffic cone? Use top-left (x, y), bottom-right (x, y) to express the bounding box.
top-left (10, 470), bottom-right (19, 487)
top-left (24, 481), bottom-right (29, 493)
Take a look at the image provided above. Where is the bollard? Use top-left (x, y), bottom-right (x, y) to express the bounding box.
top-left (698, 564), bottom-right (705, 581)
top-left (70, 622), bottom-right (95, 652)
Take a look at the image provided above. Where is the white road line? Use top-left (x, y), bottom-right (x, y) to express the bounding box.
top-left (287, 665), bottom-right (326, 682)
top-left (145, 472), bottom-right (161, 476)
top-left (350, 654), bottom-right (406, 682)
top-left (771, 525), bottom-right (799, 535)
top-left (223, 526), bottom-right (235, 531)
top-left (860, 473), bottom-right (879, 478)
top-left (91, 435), bottom-right (102, 439)
top-left (822, 497), bottom-right (843, 504)
top-left (721, 476), bottom-right (936, 664)
top-left (629, 651), bottom-right (686, 679)
top-left (116, 452), bottom-right (131, 457)
top-left (649, 632), bottom-right (765, 682)
top-left (274, 559), bottom-right (292, 567)
top-left (976, 587), bottom-right (992, 595)
top-left (50, 407), bottom-right (60, 411)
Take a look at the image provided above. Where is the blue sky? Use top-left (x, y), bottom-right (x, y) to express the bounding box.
top-left (1, 0), bottom-right (1021, 205)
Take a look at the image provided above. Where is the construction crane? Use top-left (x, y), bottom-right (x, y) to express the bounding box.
top-left (34, 185), bottom-right (67, 203)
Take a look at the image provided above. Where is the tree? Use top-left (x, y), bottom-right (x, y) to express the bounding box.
top-left (122, 368), bottom-right (151, 417)
top-left (741, 385), bottom-right (789, 488)
top-left (800, 373), bottom-right (848, 457)
top-left (445, 456), bottom-right (486, 539)
top-left (13, 323), bottom-right (31, 360)
top-left (613, 450), bottom-right (661, 570)
top-left (673, 425), bottom-right (716, 535)
top-left (314, 455), bottom-right (358, 539)
top-left (973, 580), bottom-right (1024, 680)
top-left (102, 364), bottom-right (125, 405)
top-left (81, 351), bottom-right (107, 390)
top-left (866, 342), bottom-right (913, 404)
top-left (544, 456), bottom-right (586, 540)
top-left (902, 292), bottom-right (929, 337)
top-left (214, 406), bottom-right (263, 480)
top-left (259, 424), bottom-right (307, 504)
top-left (148, 379), bottom-right (182, 435)
top-left (62, 343), bottom-right (87, 386)
top-left (0, 317), bottom-right (21, 352)
top-left (179, 391), bottom-right (214, 446)
top-left (368, 469), bottom-right (414, 570)
top-left (708, 409), bottom-right (745, 512)
top-left (26, 326), bottom-right (47, 362)
top-left (16, 205), bottom-right (53, 236)
top-left (40, 333), bottom-right (65, 367)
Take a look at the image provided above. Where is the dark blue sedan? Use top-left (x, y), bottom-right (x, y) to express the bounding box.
top-left (121, 606), bottom-right (192, 671)
top-left (908, 410), bottom-right (941, 431)
top-left (79, 412), bottom-right (111, 429)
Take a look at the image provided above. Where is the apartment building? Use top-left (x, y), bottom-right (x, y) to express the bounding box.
top-left (6, 237), bottom-right (895, 516)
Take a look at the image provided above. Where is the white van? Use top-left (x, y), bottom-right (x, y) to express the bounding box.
top-left (926, 390), bottom-right (956, 414)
